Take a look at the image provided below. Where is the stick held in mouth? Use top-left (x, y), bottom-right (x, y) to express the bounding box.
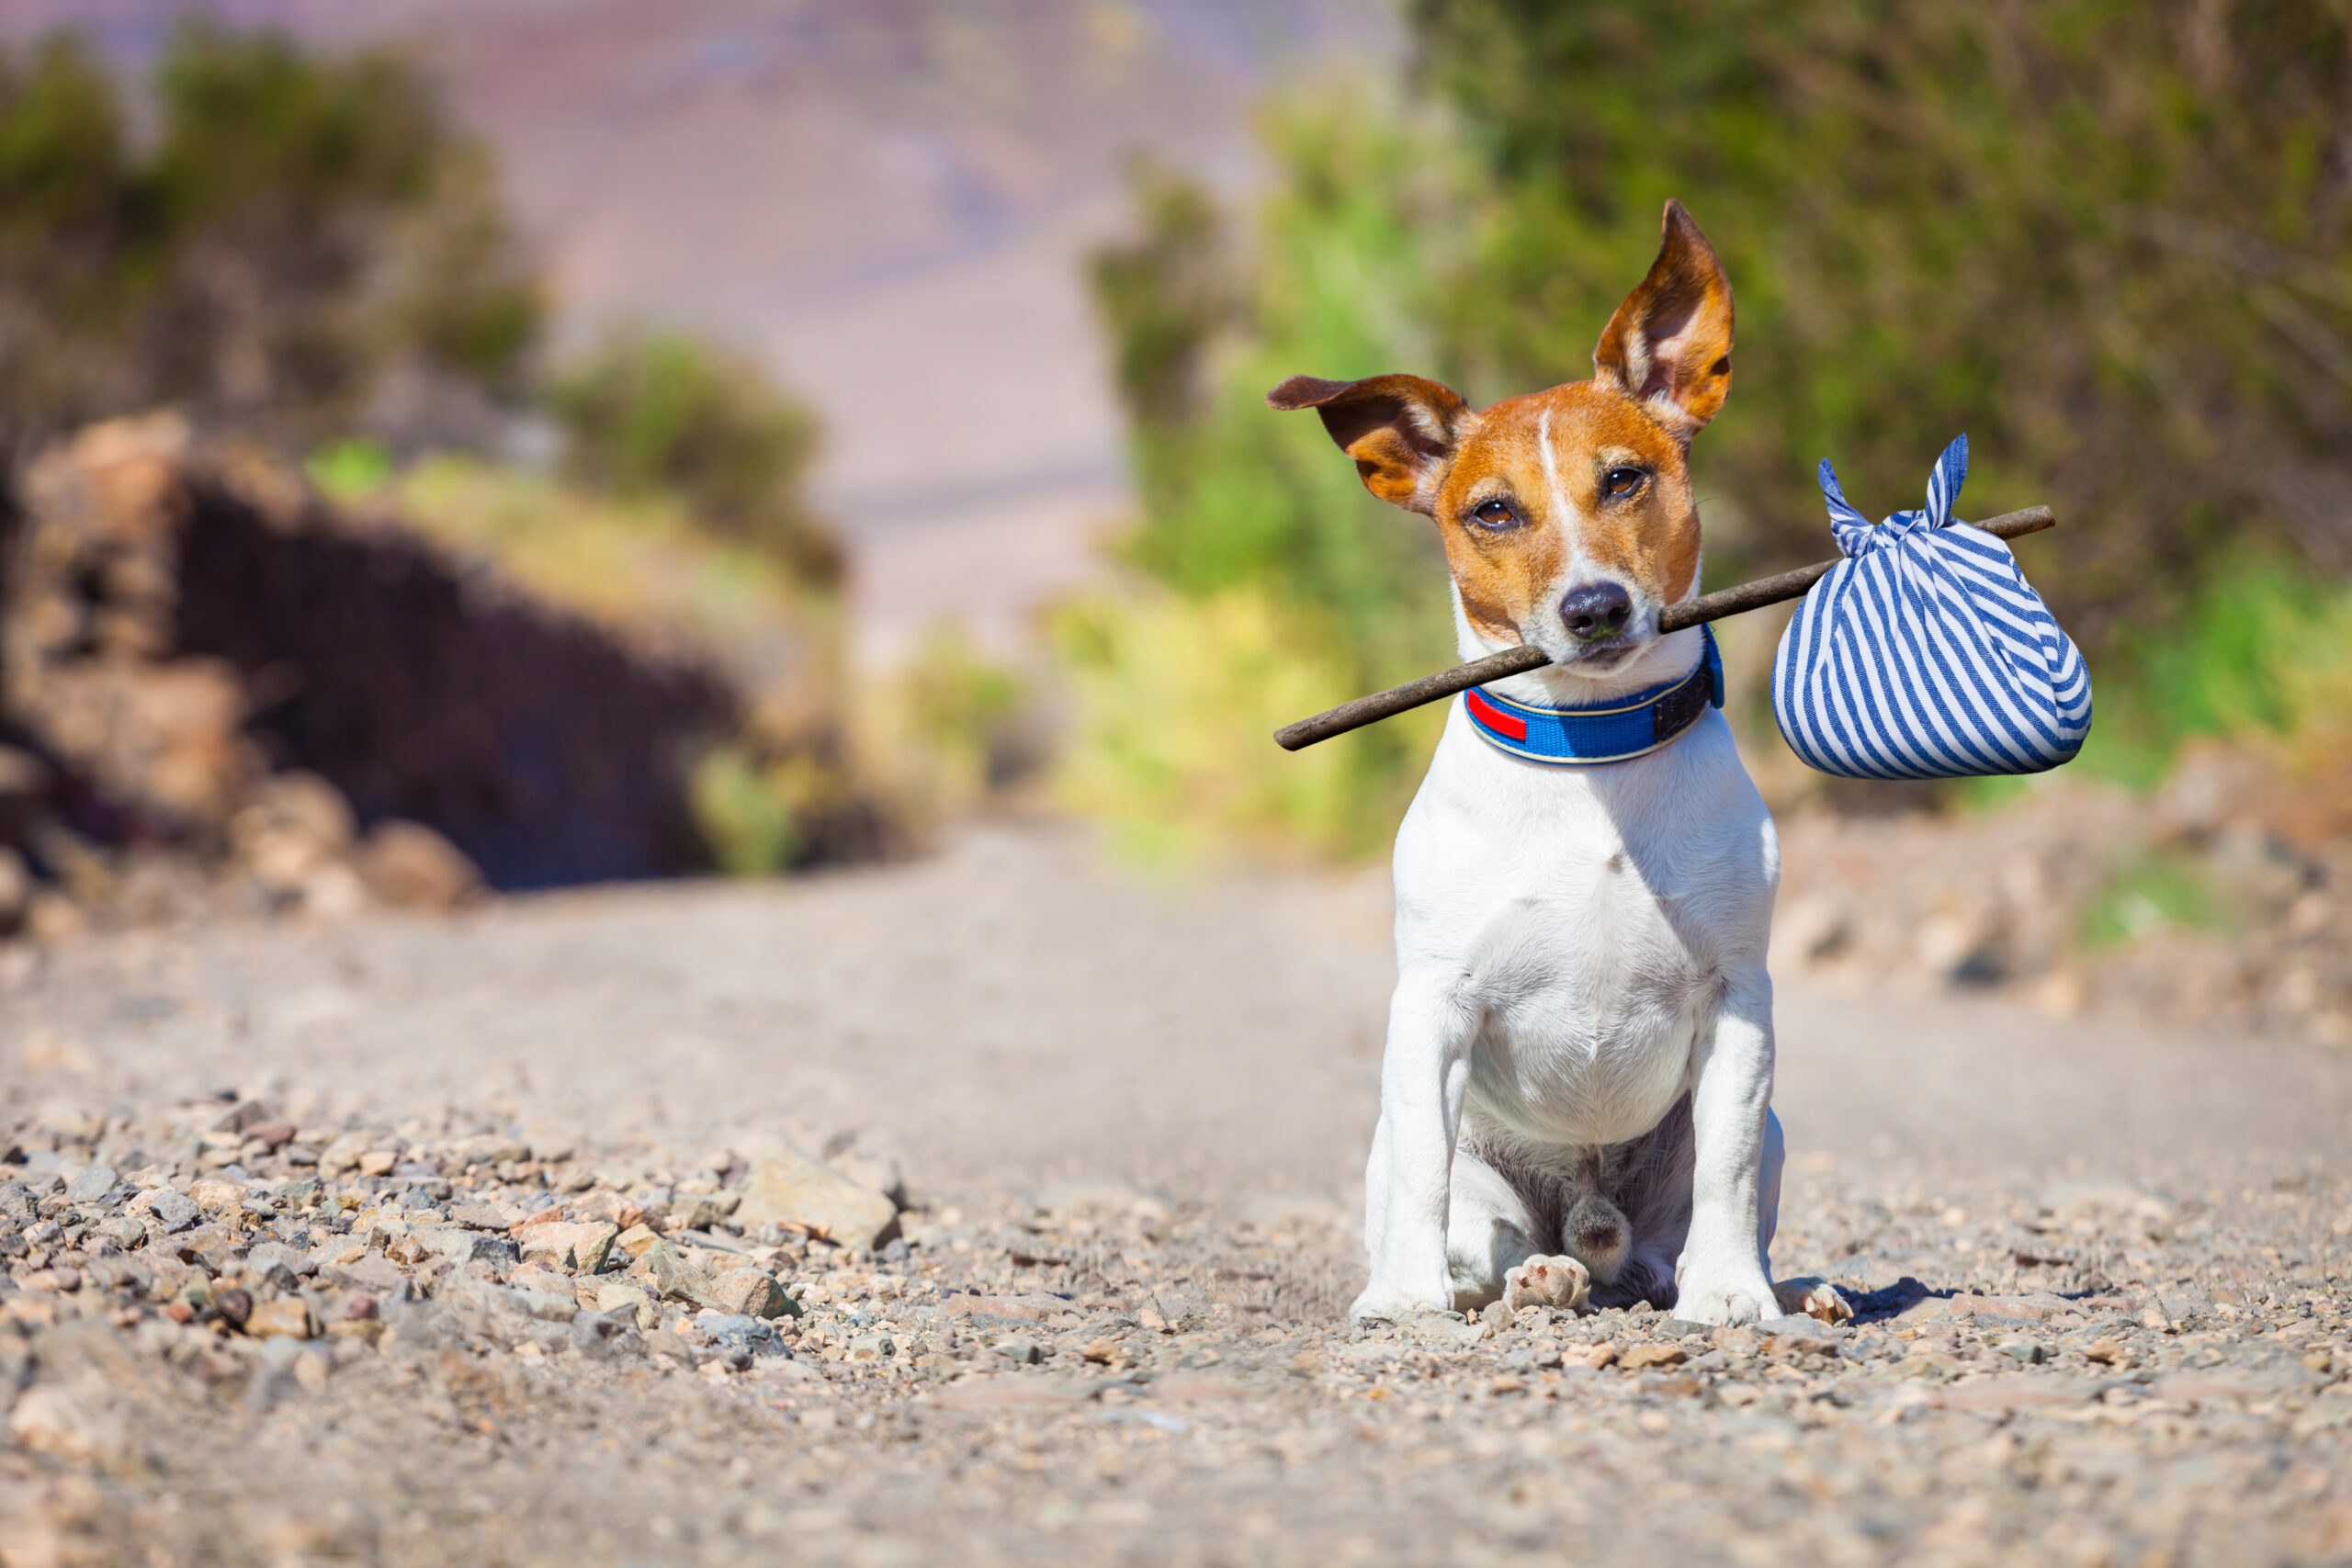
top-left (1272, 505), bottom-right (2055, 752)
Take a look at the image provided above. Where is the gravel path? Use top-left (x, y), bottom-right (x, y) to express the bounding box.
top-left (2, 825), bottom-right (2348, 1566)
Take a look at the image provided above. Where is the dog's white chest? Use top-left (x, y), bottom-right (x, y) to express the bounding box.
top-left (1392, 705), bottom-right (1778, 1146)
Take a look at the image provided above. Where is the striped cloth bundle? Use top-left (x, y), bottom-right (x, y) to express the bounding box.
top-left (1771, 435), bottom-right (2091, 780)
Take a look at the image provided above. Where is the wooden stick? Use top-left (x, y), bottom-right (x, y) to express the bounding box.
top-left (1272, 506), bottom-right (2056, 751)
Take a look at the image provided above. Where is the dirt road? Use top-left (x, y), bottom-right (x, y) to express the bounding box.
top-left (4, 826), bottom-right (2348, 1565)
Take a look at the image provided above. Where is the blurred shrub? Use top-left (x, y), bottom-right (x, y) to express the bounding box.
top-left (547, 326), bottom-right (839, 591)
top-left (1413, 0), bottom-right (2352, 657)
top-left (2078, 851), bottom-right (2231, 952)
top-left (1064, 96), bottom-right (1465, 862)
top-left (853, 623), bottom-right (1036, 827)
top-left (382, 456), bottom-right (838, 671)
top-left (688, 746), bottom-right (802, 878)
top-left (1053, 585), bottom-right (1433, 864)
top-left (306, 437), bottom-right (394, 501)
top-left (0, 22), bottom-right (537, 462)
top-left (2032, 561), bottom-right (2352, 806)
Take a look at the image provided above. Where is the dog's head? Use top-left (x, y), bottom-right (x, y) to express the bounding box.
top-left (1269, 200), bottom-right (1732, 681)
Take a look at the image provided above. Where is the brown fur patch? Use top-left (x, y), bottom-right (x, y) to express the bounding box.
top-left (1430, 384), bottom-right (1702, 642)
top-left (1270, 201), bottom-right (1733, 647)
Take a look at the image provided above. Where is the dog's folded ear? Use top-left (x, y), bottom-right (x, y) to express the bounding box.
top-left (1267, 372), bottom-right (1472, 514)
top-left (1593, 200), bottom-right (1735, 441)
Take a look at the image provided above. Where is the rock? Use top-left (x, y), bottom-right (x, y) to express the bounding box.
top-left (677, 1191), bottom-right (742, 1232)
top-left (517, 1220), bottom-right (618, 1274)
top-left (415, 1227), bottom-right (513, 1266)
top-left (355, 819), bottom-right (484, 909)
top-left (734, 1145), bottom-right (899, 1248)
top-left (712, 1268), bottom-right (800, 1320)
top-left (210, 1100), bottom-right (278, 1136)
top-left (1564, 1343), bottom-right (1619, 1370)
top-left (187, 1178), bottom-right (241, 1213)
top-left (642, 1245), bottom-right (726, 1311)
top-left (212, 1288), bottom-right (254, 1330)
top-left (316, 1133), bottom-right (372, 1175)
top-left (240, 1121), bottom-right (297, 1151)
top-left (8, 1383), bottom-right (125, 1462)
top-left (571, 1309), bottom-right (641, 1357)
top-left (107, 1216), bottom-right (146, 1249)
top-left (232, 772), bottom-right (355, 884)
top-left (613, 1223), bottom-right (664, 1259)
top-left (848, 1332), bottom-right (897, 1362)
top-left (502, 1272), bottom-right (582, 1324)
top-left (245, 1242), bottom-right (313, 1288)
top-left (324, 1253), bottom-right (407, 1292)
top-left (86, 1255), bottom-right (150, 1296)
top-left (1621, 1343), bottom-right (1688, 1370)
top-left (822, 1134), bottom-right (907, 1208)
top-left (245, 1298), bottom-right (316, 1339)
top-left (64, 1163), bottom-right (118, 1204)
top-left (1760, 1314), bottom-right (1838, 1343)
top-left (594, 1280), bottom-right (657, 1329)
top-left (571, 1189), bottom-right (646, 1230)
top-left (447, 1201), bottom-right (515, 1231)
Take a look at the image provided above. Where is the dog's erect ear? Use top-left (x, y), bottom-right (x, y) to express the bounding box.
top-left (1593, 200), bottom-right (1735, 440)
top-left (1266, 373), bottom-right (1472, 514)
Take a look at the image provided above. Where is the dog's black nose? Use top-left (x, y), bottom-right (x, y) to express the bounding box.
top-left (1561, 581), bottom-right (1634, 641)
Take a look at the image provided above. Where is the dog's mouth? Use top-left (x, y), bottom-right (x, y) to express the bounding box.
top-left (1542, 617), bottom-right (1656, 674)
top-left (1553, 633), bottom-right (1642, 671)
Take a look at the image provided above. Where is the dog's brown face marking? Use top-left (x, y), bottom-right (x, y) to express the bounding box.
top-left (1269, 201), bottom-right (1735, 668)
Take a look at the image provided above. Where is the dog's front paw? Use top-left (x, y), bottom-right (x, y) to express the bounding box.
top-left (1672, 1271), bottom-right (1781, 1326)
top-left (1349, 1284), bottom-right (1451, 1325)
top-left (1772, 1276), bottom-right (1854, 1325)
top-left (1502, 1255), bottom-right (1590, 1314)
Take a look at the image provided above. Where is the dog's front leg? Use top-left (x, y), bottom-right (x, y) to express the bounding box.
top-left (1673, 967), bottom-right (1782, 1325)
top-left (1351, 967), bottom-right (1475, 1324)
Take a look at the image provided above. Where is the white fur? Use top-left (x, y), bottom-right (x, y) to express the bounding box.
top-left (1349, 570), bottom-right (1789, 1326)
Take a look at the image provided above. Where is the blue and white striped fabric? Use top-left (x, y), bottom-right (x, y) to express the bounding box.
top-left (1771, 435), bottom-right (2091, 780)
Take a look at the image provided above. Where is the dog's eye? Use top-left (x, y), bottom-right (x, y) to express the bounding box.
top-left (1602, 467), bottom-right (1646, 499)
top-left (1470, 498), bottom-right (1519, 531)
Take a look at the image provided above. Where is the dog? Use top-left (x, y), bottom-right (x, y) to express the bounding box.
top-left (1272, 201), bottom-right (1829, 1326)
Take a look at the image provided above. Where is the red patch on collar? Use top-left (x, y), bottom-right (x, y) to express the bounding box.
top-left (1464, 687), bottom-right (1526, 741)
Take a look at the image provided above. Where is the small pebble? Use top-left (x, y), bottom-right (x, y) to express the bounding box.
top-left (64, 1165), bottom-right (116, 1204)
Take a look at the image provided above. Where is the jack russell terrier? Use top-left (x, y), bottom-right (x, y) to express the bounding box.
top-left (1272, 201), bottom-right (1834, 1326)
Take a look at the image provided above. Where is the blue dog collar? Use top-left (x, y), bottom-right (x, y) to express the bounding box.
top-left (1463, 626), bottom-right (1724, 767)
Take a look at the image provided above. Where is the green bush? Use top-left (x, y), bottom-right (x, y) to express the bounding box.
top-left (546, 326), bottom-right (838, 590)
top-left (0, 21), bottom-right (538, 459)
top-left (1413, 0), bottom-right (2352, 654)
top-left (1060, 92), bottom-right (1467, 861)
top-left (2062, 559), bottom-right (2352, 792)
